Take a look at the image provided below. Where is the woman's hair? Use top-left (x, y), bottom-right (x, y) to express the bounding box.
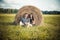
top-left (30, 13), bottom-right (34, 20)
top-left (23, 13), bottom-right (34, 19)
top-left (23, 13), bottom-right (29, 18)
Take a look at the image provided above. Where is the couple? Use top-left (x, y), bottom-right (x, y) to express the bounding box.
top-left (20, 13), bottom-right (35, 27)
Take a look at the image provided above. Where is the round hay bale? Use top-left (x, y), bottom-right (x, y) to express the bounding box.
top-left (15, 6), bottom-right (43, 26)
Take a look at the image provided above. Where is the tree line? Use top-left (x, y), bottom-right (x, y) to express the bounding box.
top-left (0, 8), bottom-right (60, 14)
top-left (42, 11), bottom-right (60, 14)
top-left (0, 8), bottom-right (18, 13)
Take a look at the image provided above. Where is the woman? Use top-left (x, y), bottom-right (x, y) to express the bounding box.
top-left (29, 13), bottom-right (35, 25)
top-left (20, 13), bottom-right (31, 27)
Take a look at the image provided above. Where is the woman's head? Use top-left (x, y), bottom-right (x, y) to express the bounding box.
top-left (23, 13), bottom-right (33, 19)
top-left (23, 13), bottom-right (29, 18)
top-left (30, 13), bottom-right (33, 17)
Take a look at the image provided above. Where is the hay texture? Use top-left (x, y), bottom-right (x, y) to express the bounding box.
top-left (15, 6), bottom-right (43, 26)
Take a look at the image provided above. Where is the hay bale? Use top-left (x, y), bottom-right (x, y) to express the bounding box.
top-left (14, 6), bottom-right (43, 26)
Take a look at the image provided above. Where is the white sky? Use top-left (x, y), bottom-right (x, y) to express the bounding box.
top-left (0, 0), bottom-right (60, 11)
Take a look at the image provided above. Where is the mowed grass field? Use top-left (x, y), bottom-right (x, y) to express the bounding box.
top-left (0, 14), bottom-right (60, 40)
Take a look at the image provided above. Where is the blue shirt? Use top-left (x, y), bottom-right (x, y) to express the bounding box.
top-left (20, 17), bottom-right (30, 24)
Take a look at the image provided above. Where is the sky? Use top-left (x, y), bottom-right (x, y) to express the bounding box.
top-left (0, 0), bottom-right (60, 11)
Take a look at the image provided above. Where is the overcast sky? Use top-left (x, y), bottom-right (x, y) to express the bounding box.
top-left (0, 0), bottom-right (60, 11)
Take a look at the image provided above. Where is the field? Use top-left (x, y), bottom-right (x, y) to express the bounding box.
top-left (0, 14), bottom-right (60, 40)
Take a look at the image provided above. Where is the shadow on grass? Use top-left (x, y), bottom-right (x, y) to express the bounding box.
top-left (0, 22), bottom-right (16, 26)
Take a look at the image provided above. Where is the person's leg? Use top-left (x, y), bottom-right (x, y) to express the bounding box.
top-left (32, 20), bottom-right (35, 25)
top-left (20, 21), bottom-right (24, 26)
top-left (27, 22), bottom-right (32, 28)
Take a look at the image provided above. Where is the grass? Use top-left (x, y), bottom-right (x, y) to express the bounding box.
top-left (0, 14), bottom-right (60, 40)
